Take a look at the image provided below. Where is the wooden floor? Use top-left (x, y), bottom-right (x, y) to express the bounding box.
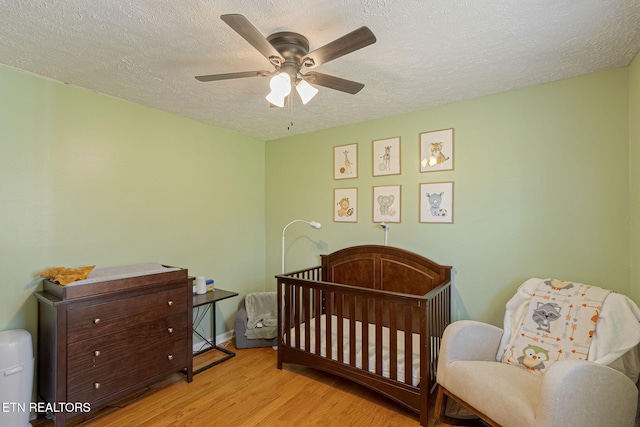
top-left (33, 341), bottom-right (478, 427)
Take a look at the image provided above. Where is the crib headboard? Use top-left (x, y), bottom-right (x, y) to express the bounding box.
top-left (321, 245), bottom-right (451, 295)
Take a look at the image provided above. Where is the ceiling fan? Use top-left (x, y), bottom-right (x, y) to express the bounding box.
top-left (195, 14), bottom-right (377, 107)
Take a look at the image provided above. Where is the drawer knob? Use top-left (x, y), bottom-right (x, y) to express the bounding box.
top-left (94, 382), bottom-right (100, 389)
top-left (94, 318), bottom-right (101, 324)
top-left (167, 300), bottom-right (173, 307)
top-left (167, 327), bottom-right (173, 334)
top-left (167, 355), bottom-right (173, 361)
top-left (94, 350), bottom-right (101, 357)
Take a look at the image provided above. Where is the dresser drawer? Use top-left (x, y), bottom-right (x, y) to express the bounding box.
top-left (67, 338), bottom-right (188, 403)
top-left (67, 314), bottom-right (188, 374)
top-left (66, 287), bottom-right (187, 343)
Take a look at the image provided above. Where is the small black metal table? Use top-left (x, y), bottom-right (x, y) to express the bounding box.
top-left (192, 288), bottom-right (239, 374)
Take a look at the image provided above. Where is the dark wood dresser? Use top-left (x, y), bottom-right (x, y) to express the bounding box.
top-left (35, 265), bottom-right (193, 426)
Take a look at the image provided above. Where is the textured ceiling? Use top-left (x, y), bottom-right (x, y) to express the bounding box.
top-left (1, 0), bottom-right (640, 141)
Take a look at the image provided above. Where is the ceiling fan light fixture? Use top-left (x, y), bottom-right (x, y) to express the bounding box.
top-left (266, 72), bottom-right (292, 107)
top-left (269, 72), bottom-right (292, 96)
top-left (266, 91), bottom-right (287, 107)
top-left (295, 79), bottom-right (319, 105)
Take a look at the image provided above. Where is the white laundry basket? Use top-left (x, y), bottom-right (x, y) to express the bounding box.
top-left (0, 329), bottom-right (34, 427)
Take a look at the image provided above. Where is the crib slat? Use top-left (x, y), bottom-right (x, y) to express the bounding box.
top-left (348, 295), bottom-right (356, 367)
top-left (405, 304), bottom-right (413, 385)
top-left (314, 288), bottom-right (322, 355)
top-left (294, 285), bottom-right (301, 349)
top-left (303, 285), bottom-right (311, 352)
top-left (326, 291), bottom-right (333, 359)
top-left (361, 297), bottom-right (369, 373)
top-left (375, 299), bottom-right (383, 375)
top-left (389, 302), bottom-right (398, 381)
top-left (336, 293), bottom-right (344, 363)
top-left (284, 283), bottom-right (292, 347)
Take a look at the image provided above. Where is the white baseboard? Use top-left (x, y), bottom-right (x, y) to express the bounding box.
top-left (193, 330), bottom-right (234, 352)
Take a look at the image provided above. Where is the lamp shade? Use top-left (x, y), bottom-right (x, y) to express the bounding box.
top-left (296, 80), bottom-right (319, 104)
top-left (266, 91), bottom-right (287, 107)
top-left (266, 72), bottom-right (292, 107)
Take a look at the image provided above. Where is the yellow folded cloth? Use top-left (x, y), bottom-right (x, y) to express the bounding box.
top-left (40, 265), bottom-right (95, 286)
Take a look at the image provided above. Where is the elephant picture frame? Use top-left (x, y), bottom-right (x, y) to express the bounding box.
top-left (420, 182), bottom-right (454, 223)
top-left (373, 185), bottom-right (401, 223)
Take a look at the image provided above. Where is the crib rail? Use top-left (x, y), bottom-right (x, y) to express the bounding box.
top-left (276, 266), bottom-right (450, 394)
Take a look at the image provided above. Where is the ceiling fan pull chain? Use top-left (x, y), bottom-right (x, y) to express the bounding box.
top-left (287, 93), bottom-right (294, 131)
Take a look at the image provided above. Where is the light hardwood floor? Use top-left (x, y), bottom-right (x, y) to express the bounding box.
top-left (33, 341), bottom-right (474, 427)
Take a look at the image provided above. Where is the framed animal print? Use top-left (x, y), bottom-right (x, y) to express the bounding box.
top-left (334, 188), bottom-right (358, 222)
top-left (373, 185), bottom-right (401, 223)
top-left (372, 136), bottom-right (401, 176)
top-left (334, 143), bottom-right (358, 179)
top-left (420, 182), bottom-right (453, 223)
top-left (420, 128), bottom-right (454, 172)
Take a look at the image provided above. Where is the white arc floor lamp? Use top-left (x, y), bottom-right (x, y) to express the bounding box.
top-left (380, 222), bottom-right (389, 245)
top-left (281, 219), bottom-right (322, 273)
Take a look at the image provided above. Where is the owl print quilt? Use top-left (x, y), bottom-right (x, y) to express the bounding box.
top-left (501, 278), bottom-right (611, 376)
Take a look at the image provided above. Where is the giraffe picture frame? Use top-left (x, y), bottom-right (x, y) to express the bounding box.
top-left (372, 136), bottom-right (401, 176)
top-left (334, 143), bottom-right (358, 180)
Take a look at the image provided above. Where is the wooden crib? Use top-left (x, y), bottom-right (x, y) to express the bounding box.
top-left (276, 245), bottom-right (452, 426)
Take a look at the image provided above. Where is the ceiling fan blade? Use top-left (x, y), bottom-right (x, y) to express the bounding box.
top-left (221, 14), bottom-right (282, 63)
top-left (303, 72), bottom-right (365, 95)
top-left (195, 70), bottom-right (271, 82)
top-left (304, 26), bottom-right (376, 68)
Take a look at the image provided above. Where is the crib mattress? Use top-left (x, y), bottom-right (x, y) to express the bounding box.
top-left (289, 314), bottom-right (421, 386)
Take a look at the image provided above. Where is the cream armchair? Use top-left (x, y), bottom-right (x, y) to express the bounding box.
top-left (435, 320), bottom-right (639, 427)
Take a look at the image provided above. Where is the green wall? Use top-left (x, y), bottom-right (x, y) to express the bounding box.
top-left (0, 65), bottom-right (266, 338)
top-left (1, 58), bottom-right (637, 339)
top-left (631, 53), bottom-right (640, 304)
top-left (266, 67), bottom-right (632, 326)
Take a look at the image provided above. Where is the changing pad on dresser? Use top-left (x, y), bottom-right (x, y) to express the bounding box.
top-left (43, 262), bottom-right (186, 300)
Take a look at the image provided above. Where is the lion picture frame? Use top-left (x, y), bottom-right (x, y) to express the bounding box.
top-left (334, 187), bottom-right (358, 222)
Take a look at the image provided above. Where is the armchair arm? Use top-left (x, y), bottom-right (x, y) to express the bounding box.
top-left (537, 359), bottom-right (638, 427)
top-left (235, 299), bottom-right (248, 329)
top-left (437, 320), bottom-right (504, 389)
top-left (439, 320), bottom-right (504, 364)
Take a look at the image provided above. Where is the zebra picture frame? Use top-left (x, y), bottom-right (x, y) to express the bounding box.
top-left (334, 143), bottom-right (358, 180)
top-left (372, 136), bottom-right (401, 177)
